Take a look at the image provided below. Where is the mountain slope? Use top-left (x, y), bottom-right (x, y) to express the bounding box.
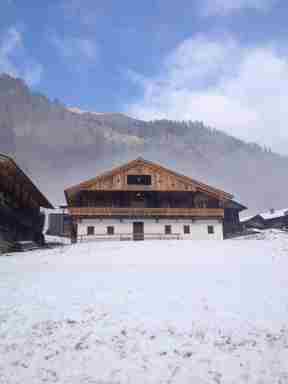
top-left (0, 73), bottom-right (286, 212)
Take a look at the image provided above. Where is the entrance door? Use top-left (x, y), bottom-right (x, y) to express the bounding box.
top-left (133, 222), bottom-right (144, 241)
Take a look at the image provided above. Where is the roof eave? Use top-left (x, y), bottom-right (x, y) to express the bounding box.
top-left (0, 153), bottom-right (54, 209)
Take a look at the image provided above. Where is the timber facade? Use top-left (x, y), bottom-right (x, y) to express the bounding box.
top-left (65, 158), bottom-right (246, 242)
top-left (0, 154), bottom-right (53, 253)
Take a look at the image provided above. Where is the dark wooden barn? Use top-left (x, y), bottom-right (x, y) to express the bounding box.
top-left (241, 208), bottom-right (288, 230)
top-left (0, 153), bottom-right (53, 253)
top-left (240, 214), bottom-right (266, 230)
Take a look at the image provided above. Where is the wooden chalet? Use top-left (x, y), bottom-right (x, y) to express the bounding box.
top-left (65, 158), bottom-right (246, 242)
top-left (0, 153), bottom-right (53, 253)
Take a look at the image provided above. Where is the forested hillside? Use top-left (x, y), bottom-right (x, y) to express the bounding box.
top-left (0, 73), bottom-right (285, 212)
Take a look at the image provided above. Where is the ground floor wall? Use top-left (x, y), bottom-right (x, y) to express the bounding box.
top-left (75, 217), bottom-right (223, 241)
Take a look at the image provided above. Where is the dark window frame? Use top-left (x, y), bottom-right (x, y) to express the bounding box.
top-left (184, 225), bottom-right (190, 234)
top-left (127, 175), bottom-right (152, 185)
top-left (87, 226), bottom-right (95, 236)
top-left (135, 192), bottom-right (145, 200)
top-left (208, 225), bottom-right (214, 234)
top-left (165, 225), bottom-right (172, 235)
top-left (107, 226), bottom-right (115, 235)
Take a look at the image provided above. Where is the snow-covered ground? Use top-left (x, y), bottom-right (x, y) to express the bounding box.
top-left (1, 230), bottom-right (288, 383)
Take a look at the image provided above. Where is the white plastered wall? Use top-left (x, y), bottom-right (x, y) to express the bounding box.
top-left (77, 218), bottom-right (223, 241)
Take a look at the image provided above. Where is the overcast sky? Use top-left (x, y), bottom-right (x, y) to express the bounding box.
top-left (1, 0), bottom-right (288, 153)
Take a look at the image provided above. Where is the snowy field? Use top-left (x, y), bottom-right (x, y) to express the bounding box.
top-left (1, 230), bottom-right (288, 383)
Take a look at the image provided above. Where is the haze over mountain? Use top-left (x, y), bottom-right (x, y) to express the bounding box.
top-left (0, 73), bottom-right (286, 214)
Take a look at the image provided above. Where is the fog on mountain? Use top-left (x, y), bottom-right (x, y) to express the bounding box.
top-left (0, 73), bottom-right (284, 213)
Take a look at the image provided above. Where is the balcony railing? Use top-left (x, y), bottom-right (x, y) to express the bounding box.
top-left (77, 233), bottom-right (182, 242)
top-left (68, 207), bottom-right (224, 218)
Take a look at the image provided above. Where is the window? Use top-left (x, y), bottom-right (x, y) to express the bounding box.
top-left (196, 199), bottom-right (208, 208)
top-left (198, 201), bottom-right (205, 208)
top-left (135, 192), bottom-right (144, 200)
top-left (127, 175), bottom-right (152, 185)
top-left (208, 225), bottom-right (214, 234)
top-left (107, 226), bottom-right (115, 235)
top-left (165, 225), bottom-right (172, 235)
top-left (194, 194), bottom-right (208, 209)
top-left (184, 225), bottom-right (190, 234)
top-left (87, 226), bottom-right (95, 236)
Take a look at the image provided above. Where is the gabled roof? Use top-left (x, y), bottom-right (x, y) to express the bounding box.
top-left (240, 214), bottom-right (265, 223)
top-left (65, 157), bottom-right (234, 202)
top-left (0, 153), bottom-right (53, 209)
top-left (241, 208), bottom-right (288, 223)
top-left (260, 208), bottom-right (288, 220)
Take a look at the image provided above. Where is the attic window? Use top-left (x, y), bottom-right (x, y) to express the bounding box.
top-left (127, 175), bottom-right (151, 185)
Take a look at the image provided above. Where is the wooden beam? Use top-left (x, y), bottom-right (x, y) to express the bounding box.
top-left (68, 207), bottom-right (225, 218)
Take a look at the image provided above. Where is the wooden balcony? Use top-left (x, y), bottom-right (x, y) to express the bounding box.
top-left (68, 207), bottom-right (224, 218)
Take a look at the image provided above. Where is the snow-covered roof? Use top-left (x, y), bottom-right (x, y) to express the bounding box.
top-left (240, 208), bottom-right (288, 223)
top-left (240, 214), bottom-right (258, 223)
top-left (260, 208), bottom-right (288, 220)
top-left (241, 208), bottom-right (288, 223)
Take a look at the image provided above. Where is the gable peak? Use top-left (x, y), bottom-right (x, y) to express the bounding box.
top-left (135, 156), bottom-right (145, 162)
